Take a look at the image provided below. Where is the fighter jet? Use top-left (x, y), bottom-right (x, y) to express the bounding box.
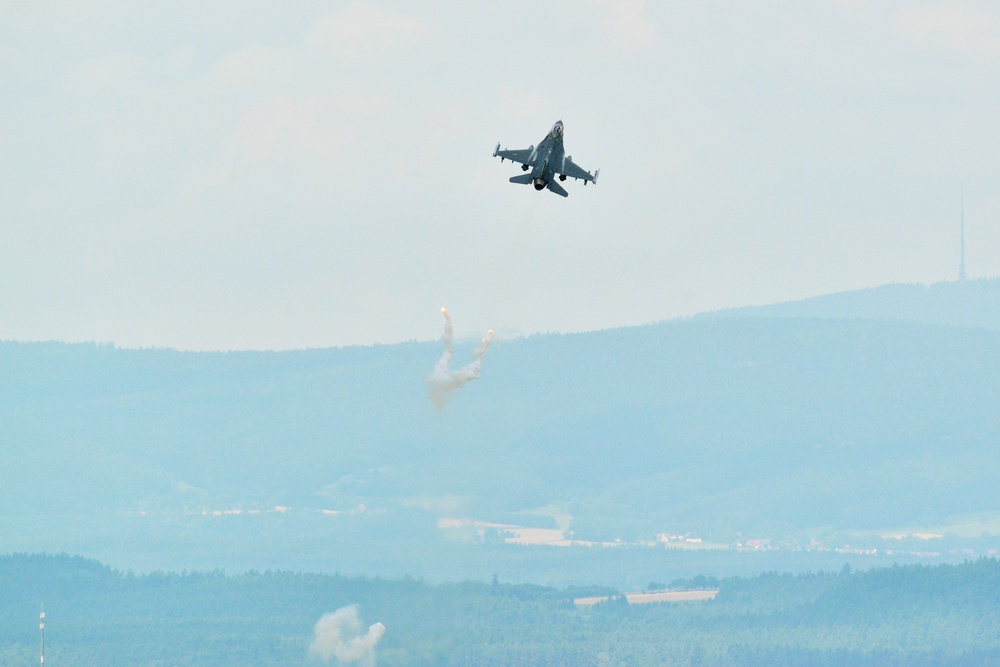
top-left (493, 120), bottom-right (599, 197)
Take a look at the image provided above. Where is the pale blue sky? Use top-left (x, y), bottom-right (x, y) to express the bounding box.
top-left (2, 1), bottom-right (998, 349)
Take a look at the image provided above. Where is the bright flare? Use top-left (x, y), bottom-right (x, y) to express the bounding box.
top-left (427, 308), bottom-right (493, 408)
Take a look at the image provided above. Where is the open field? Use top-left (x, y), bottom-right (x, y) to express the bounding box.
top-left (867, 511), bottom-right (1000, 540)
top-left (574, 589), bottom-right (719, 606)
top-left (437, 518), bottom-right (631, 547)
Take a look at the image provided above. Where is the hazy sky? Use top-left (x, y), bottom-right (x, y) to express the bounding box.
top-left (2, 1), bottom-right (998, 350)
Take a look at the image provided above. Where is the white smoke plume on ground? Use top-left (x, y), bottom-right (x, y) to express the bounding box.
top-left (427, 307), bottom-right (493, 408)
top-left (310, 605), bottom-right (386, 664)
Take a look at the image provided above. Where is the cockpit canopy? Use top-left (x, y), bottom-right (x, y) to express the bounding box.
top-left (551, 121), bottom-right (564, 138)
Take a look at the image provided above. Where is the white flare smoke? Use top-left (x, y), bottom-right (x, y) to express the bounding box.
top-left (310, 605), bottom-right (386, 664)
top-left (427, 307), bottom-right (493, 407)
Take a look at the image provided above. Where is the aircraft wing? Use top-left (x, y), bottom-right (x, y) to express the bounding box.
top-left (559, 157), bottom-right (599, 183)
top-left (493, 144), bottom-right (534, 165)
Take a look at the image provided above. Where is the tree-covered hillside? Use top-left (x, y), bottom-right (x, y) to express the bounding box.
top-left (1, 554), bottom-right (999, 666)
top-left (2, 280), bottom-right (1000, 579)
top-left (698, 278), bottom-right (1000, 331)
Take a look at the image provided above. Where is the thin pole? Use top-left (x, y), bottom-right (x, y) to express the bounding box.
top-left (959, 186), bottom-right (967, 281)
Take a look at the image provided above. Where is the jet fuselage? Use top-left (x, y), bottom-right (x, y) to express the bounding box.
top-left (527, 123), bottom-right (565, 190)
top-left (493, 120), bottom-right (597, 197)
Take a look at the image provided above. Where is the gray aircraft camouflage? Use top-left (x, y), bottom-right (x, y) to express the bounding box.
top-left (493, 120), bottom-right (599, 197)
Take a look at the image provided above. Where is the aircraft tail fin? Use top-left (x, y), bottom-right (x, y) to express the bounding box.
top-left (508, 174), bottom-right (534, 185)
top-left (546, 180), bottom-right (569, 197)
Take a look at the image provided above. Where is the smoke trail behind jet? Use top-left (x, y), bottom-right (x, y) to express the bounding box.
top-left (310, 605), bottom-right (386, 664)
top-left (427, 307), bottom-right (493, 408)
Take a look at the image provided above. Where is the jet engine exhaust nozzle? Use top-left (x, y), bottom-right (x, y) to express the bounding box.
top-left (533, 178), bottom-right (546, 190)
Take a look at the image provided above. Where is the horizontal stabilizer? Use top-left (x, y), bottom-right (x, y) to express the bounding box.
top-left (509, 174), bottom-right (534, 185)
top-left (546, 179), bottom-right (569, 197)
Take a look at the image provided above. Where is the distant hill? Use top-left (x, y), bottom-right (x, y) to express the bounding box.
top-left (694, 278), bottom-right (1000, 331)
top-left (2, 282), bottom-right (1000, 582)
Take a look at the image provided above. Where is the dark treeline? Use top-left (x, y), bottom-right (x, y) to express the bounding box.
top-left (1, 554), bottom-right (999, 666)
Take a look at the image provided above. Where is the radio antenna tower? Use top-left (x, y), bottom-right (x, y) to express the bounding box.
top-left (959, 186), bottom-right (967, 281)
top-left (39, 605), bottom-right (45, 667)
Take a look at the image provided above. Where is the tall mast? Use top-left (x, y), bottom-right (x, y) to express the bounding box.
top-left (959, 186), bottom-right (967, 281)
top-left (39, 606), bottom-right (45, 667)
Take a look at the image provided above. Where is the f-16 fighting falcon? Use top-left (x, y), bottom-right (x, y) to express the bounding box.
top-left (493, 120), bottom-right (599, 197)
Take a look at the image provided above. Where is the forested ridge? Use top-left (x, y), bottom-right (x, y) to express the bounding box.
top-left (699, 278), bottom-right (1000, 332)
top-left (4, 280), bottom-right (1000, 601)
top-left (1, 554), bottom-right (998, 666)
top-left (4, 298), bottom-right (1000, 579)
